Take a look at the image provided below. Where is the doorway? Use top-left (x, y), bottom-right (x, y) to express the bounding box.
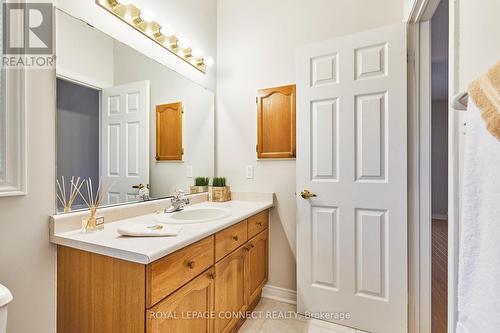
top-left (430, 1), bottom-right (449, 332)
top-left (56, 78), bottom-right (101, 212)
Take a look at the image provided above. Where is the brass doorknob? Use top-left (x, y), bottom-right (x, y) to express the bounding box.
top-left (300, 190), bottom-right (317, 199)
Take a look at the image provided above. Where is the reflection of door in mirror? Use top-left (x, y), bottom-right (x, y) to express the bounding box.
top-left (101, 81), bottom-right (150, 205)
top-left (156, 102), bottom-right (183, 161)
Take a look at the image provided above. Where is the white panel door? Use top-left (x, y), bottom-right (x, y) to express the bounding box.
top-left (101, 81), bottom-right (150, 204)
top-left (296, 24), bottom-right (407, 333)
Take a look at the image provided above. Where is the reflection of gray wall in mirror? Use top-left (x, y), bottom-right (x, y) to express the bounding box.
top-left (56, 79), bottom-right (100, 210)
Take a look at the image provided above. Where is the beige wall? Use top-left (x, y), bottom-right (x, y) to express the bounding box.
top-left (0, 70), bottom-right (56, 333)
top-left (216, 0), bottom-right (404, 290)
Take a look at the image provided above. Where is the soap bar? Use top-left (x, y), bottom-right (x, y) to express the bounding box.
top-left (117, 222), bottom-right (181, 237)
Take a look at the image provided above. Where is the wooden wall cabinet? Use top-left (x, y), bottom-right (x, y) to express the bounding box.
top-left (57, 209), bottom-right (270, 333)
top-left (156, 102), bottom-right (183, 161)
top-left (256, 84), bottom-right (296, 159)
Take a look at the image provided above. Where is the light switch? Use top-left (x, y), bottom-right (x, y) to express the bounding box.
top-left (246, 165), bottom-right (254, 179)
top-left (186, 165), bottom-right (193, 178)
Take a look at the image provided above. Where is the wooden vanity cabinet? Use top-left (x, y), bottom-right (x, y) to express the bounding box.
top-left (57, 209), bottom-right (269, 333)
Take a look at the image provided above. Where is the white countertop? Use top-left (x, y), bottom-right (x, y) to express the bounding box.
top-left (50, 199), bottom-right (273, 264)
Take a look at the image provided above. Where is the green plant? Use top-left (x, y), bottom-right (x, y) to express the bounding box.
top-left (194, 177), bottom-right (210, 186)
top-left (212, 177), bottom-right (226, 187)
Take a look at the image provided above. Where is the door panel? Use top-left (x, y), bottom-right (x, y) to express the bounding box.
top-left (246, 230), bottom-right (269, 305)
top-left (296, 24), bottom-right (407, 333)
top-left (101, 80), bottom-right (150, 204)
top-left (214, 246), bottom-right (247, 333)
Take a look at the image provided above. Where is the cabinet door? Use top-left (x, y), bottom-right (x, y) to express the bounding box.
top-left (256, 84), bottom-right (296, 159)
top-left (246, 230), bottom-right (269, 306)
top-left (214, 246), bottom-right (247, 333)
top-left (156, 102), bottom-right (183, 161)
top-left (147, 268), bottom-right (215, 333)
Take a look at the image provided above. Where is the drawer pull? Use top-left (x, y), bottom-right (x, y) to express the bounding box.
top-left (249, 243), bottom-right (255, 248)
top-left (232, 234), bottom-right (239, 241)
top-left (208, 272), bottom-right (216, 279)
top-left (244, 245), bottom-right (252, 251)
top-left (187, 260), bottom-right (195, 269)
top-left (256, 221), bottom-right (262, 226)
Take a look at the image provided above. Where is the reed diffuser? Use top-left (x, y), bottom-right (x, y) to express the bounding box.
top-left (78, 178), bottom-right (113, 232)
top-left (56, 176), bottom-right (85, 213)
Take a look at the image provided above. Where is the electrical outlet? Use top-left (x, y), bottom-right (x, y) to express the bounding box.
top-left (186, 165), bottom-right (193, 178)
top-left (246, 165), bottom-right (254, 179)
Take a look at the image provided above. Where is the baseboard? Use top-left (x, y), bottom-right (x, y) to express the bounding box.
top-left (432, 214), bottom-right (448, 220)
top-left (262, 284), bottom-right (297, 305)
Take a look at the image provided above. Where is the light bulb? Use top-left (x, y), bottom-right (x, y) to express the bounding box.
top-left (140, 9), bottom-right (155, 22)
top-left (204, 56), bottom-right (214, 67)
top-left (192, 48), bottom-right (203, 58)
top-left (161, 24), bottom-right (175, 37)
top-left (177, 38), bottom-right (191, 49)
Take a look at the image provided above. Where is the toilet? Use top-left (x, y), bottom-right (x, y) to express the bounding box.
top-left (0, 284), bottom-right (12, 333)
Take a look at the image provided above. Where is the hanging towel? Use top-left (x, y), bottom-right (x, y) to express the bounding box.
top-left (456, 99), bottom-right (500, 333)
top-left (468, 61), bottom-right (500, 140)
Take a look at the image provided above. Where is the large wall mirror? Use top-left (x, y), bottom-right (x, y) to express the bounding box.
top-left (55, 9), bottom-right (214, 213)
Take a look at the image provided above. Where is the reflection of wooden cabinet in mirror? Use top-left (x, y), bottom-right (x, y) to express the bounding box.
top-left (256, 84), bottom-right (296, 159)
top-left (156, 102), bottom-right (183, 161)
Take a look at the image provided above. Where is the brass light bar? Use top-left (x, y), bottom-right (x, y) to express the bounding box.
top-left (96, 0), bottom-right (208, 74)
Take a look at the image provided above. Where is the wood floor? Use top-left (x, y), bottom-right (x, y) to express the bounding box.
top-left (432, 219), bottom-right (448, 333)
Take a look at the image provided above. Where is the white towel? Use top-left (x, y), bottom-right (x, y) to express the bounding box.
top-left (457, 100), bottom-right (500, 333)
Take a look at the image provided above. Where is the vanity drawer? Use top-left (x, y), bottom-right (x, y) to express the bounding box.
top-left (215, 220), bottom-right (248, 261)
top-left (248, 210), bottom-right (269, 239)
top-left (146, 236), bottom-right (214, 308)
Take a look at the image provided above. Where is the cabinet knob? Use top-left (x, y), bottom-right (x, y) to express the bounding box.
top-left (187, 260), bottom-right (195, 269)
top-left (244, 245), bottom-right (251, 251)
top-left (256, 221), bottom-right (262, 226)
top-left (208, 272), bottom-right (216, 279)
top-left (232, 234), bottom-right (239, 241)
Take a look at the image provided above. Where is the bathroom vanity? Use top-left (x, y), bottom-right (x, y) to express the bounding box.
top-left (51, 196), bottom-right (272, 333)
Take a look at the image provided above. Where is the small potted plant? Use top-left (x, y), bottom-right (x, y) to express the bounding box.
top-left (190, 177), bottom-right (210, 194)
top-left (209, 177), bottom-right (231, 202)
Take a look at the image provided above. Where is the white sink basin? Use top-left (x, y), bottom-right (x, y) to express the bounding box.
top-left (155, 207), bottom-right (231, 224)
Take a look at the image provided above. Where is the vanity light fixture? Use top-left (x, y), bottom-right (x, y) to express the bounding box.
top-left (96, 0), bottom-right (213, 73)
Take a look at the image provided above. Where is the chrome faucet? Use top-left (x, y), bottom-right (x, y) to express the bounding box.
top-left (165, 189), bottom-right (190, 213)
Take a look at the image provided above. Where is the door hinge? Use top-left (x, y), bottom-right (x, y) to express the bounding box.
top-left (181, 106), bottom-right (185, 114)
top-left (255, 97), bottom-right (258, 104)
top-left (182, 148), bottom-right (184, 155)
top-left (256, 144), bottom-right (259, 152)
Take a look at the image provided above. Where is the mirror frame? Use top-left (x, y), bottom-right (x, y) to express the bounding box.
top-left (0, 65), bottom-right (27, 196)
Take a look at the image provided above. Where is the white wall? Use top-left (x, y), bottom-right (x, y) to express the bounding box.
top-left (216, 0), bottom-right (403, 290)
top-left (55, 0), bottom-right (217, 91)
top-left (56, 9), bottom-right (114, 88)
top-left (458, 0), bottom-right (500, 91)
top-left (0, 70), bottom-right (56, 333)
top-left (113, 42), bottom-right (215, 197)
